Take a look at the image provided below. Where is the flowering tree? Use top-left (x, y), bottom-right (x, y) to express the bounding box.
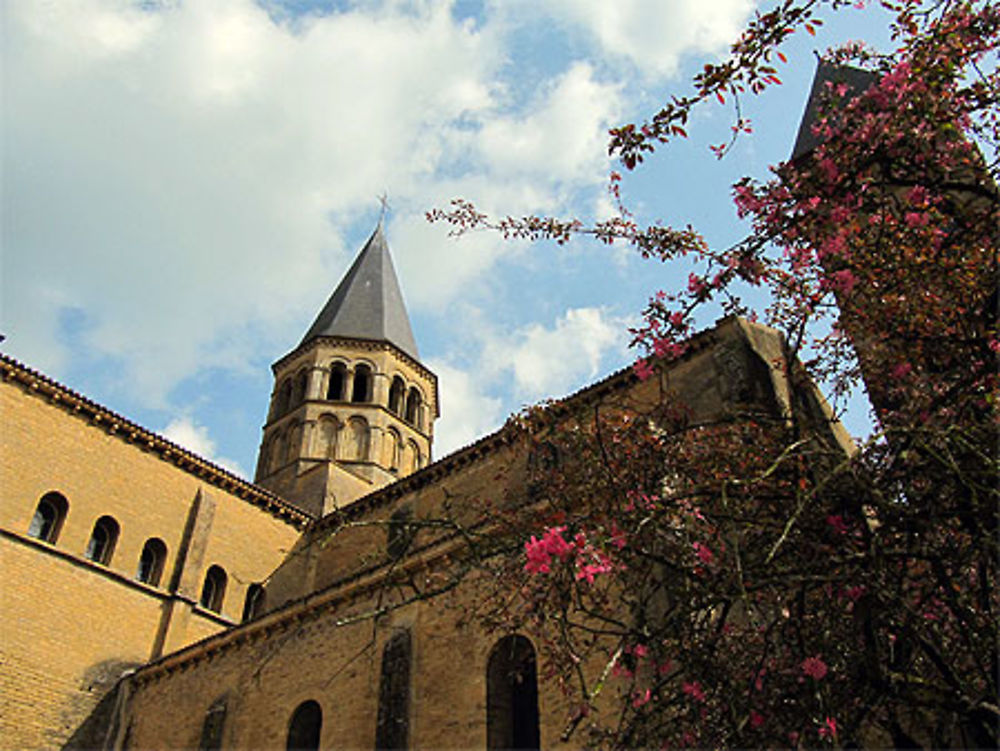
top-left (432, 0), bottom-right (998, 747)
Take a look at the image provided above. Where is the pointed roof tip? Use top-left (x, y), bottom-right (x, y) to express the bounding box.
top-left (299, 224), bottom-right (420, 360)
top-left (791, 61), bottom-right (878, 161)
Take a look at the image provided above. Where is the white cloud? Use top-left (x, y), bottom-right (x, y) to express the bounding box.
top-left (478, 62), bottom-right (622, 181)
top-left (483, 306), bottom-right (630, 400)
top-left (1, 0), bottom-right (752, 471)
top-left (426, 360), bottom-right (505, 458)
top-left (2, 0), bottom-right (504, 398)
top-left (504, 0), bottom-right (756, 77)
top-left (427, 306), bottom-right (629, 458)
top-left (161, 416), bottom-right (247, 477)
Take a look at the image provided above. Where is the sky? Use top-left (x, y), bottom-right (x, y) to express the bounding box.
top-left (1, 0), bottom-right (893, 478)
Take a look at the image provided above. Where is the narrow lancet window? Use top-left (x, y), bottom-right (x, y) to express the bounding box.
top-left (389, 376), bottom-right (405, 414)
top-left (487, 635), bottom-right (541, 751)
top-left (352, 364), bottom-right (372, 403)
top-left (328, 362), bottom-right (347, 400)
top-left (375, 629), bottom-right (412, 750)
top-left (286, 700), bottom-right (322, 751)
top-left (404, 388), bottom-right (421, 428)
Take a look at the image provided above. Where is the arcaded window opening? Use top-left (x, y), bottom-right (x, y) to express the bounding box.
top-left (487, 635), bottom-right (541, 751)
top-left (316, 415), bottom-right (341, 460)
top-left (200, 565), bottom-right (227, 613)
top-left (293, 370), bottom-right (309, 405)
top-left (375, 629), bottom-right (412, 751)
top-left (286, 700), bottom-right (322, 751)
top-left (198, 699), bottom-right (227, 751)
top-left (28, 492), bottom-right (68, 543)
top-left (136, 538), bottom-right (167, 586)
top-left (404, 388), bottom-right (422, 428)
top-left (242, 583), bottom-right (266, 622)
top-left (388, 376), bottom-right (405, 414)
top-left (352, 364), bottom-right (372, 403)
top-left (387, 506), bottom-right (414, 560)
top-left (85, 515), bottom-right (120, 565)
top-left (327, 362), bottom-right (347, 400)
top-left (276, 379), bottom-right (293, 416)
top-left (347, 417), bottom-right (370, 461)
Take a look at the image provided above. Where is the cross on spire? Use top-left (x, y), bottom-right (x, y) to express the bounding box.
top-left (377, 193), bottom-right (390, 226)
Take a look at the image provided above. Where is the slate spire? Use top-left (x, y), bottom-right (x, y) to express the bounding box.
top-left (300, 224), bottom-right (420, 359)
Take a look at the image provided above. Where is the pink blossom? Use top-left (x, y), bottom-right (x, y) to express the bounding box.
top-left (632, 643), bottom-right (648, 659)
top-left (653, 337), bottom-right (686, 359)
top-left (682, 681), bottom-right (706, 703)
top-left (523, 526), bottom-right (574, 574)
top-left (818, 716), bottom-right (838, 740)
top-left (904, 211), bottom-right (929, 228)
top-left (826, 514), bottom-right (849, 535)
top-left (576, 558), bottom-right (613, 584)
top-left (750, 710), bottom-right (765, 729)
top-left (802, 656), bottom-right (828, 680)
top-left (634, 358), bottom-right (654, 381)
top-left (692, 541), bottom-right (714, 565)
top-left (845, 585), bottom-right (866, 601)
top-left (891, 362), bottom-right (912, 379)
top-left (609, 523), bottom-right (627, 550)
top-left (824, 269), bottom-right (857, 294)
top-left (632, 688), bottom-right (651, 708)
top-left (687, 273), bottom-right (708, 296)
top-left (907, 185), bottom-right (929, 205)
top-left (818, 157), bottom-right (839, 182)
top-left (988, 338), bottom-right (1000, 353)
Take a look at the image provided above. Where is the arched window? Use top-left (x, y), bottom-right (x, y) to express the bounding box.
top-left (316, 415), bottom-right (340, 460)
top-left (402, 440), bottom-right (419, 475)
top-left (286, 700), bottom-right (322, 751)
top-left (404, 387), bottom-right (422, 428)
top-left (487, 635), bottom-right (540, 751)
top-left (327, 362), bottom-right (347, 400)
top-left (387, 506), bottom-right (413, 560)
top-left (276, 379), bottom-right (292, 416)
top-left (292, 370), bottom-right (309, 405)
top-left (242, 583), bottom-right (266, 622)
top-left (388, 376), bottom-right (405, 414)
top-left (375, 629), bottom-right (412, 751)
top-left (28, 492), bottom-right (68, 543)
top-left (384, 429), bottom-right (400, 471)
top-left (198, 698), bottom-right (227, 751)
top-left (136, 538), bottom-right (167, 586)
top-left (286, 422), bottom-right (303, 462)
top-left (270, 432), bottom-right (287, 472)
top-left (347, 417), bottom-right (369, 461)
top-left (85, 516), bottom-right (120, 565)
top-left (200, 565), bottom-right (227, 613)
top-left (352, 364), bottom-right (372, 403)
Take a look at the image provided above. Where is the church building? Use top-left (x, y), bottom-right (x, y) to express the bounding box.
top-left (0, 216), bottom-right (852, 749)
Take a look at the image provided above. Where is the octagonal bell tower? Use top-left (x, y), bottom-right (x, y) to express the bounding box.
top-left (254, 223), bottom-right (438, 517)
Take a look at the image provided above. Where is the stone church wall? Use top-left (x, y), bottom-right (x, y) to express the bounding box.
top-left (0, 359), bottom-right (305, 750)
top-left (115, 317), bottom-right (853, 750)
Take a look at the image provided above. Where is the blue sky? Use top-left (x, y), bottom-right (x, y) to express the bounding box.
top-left (1, 0), bottom-right (892, 477)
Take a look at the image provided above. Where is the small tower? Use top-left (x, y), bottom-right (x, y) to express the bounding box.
top-left (254, 224), bottom-right (438, 517)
